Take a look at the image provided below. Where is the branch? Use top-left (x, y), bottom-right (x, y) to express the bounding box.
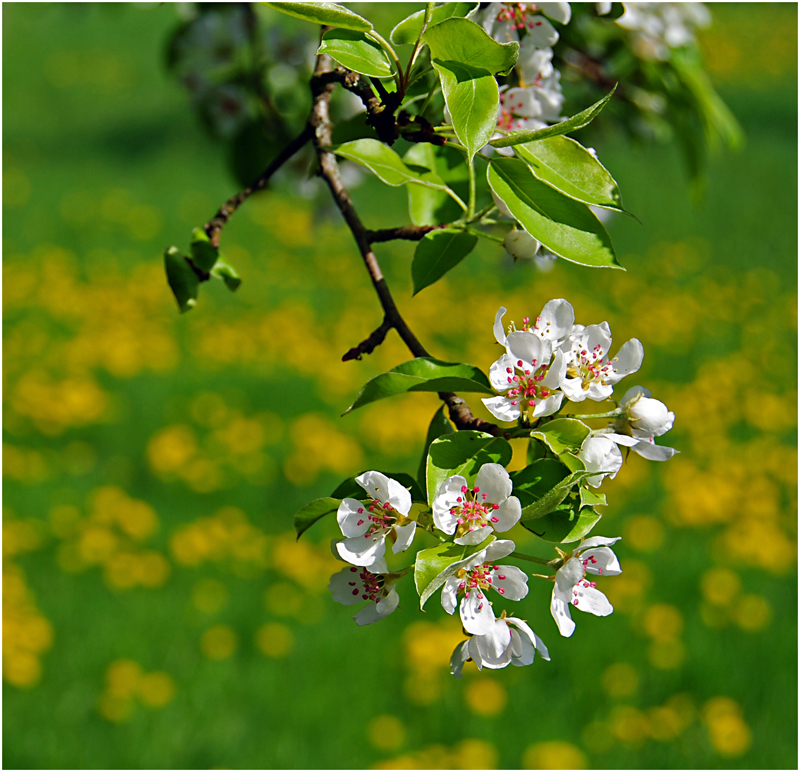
top-left (311, 54), bottom-right (501, 437)
top-left (204, 125), bottom-right (313, 247)
top-left (366, 224), bottom-right (447, 243)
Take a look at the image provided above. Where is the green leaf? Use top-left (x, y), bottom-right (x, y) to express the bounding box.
top-left (414, 542), bottom-right (467, 609)
top-left (424, 17), bottom-right (518, 74)
top-left (331, 472), bottom-right (425, 504)
top-left (530, 418), bottom-right (591, 455)
top-left (426, 431), bottom-right (513, 506)
top-left (294, 497), bottom-right (341, 539)
top-left (520, 469), bottom-right (594, 521)
top-left (514, 135), bottom-right (626, 212)
top-left (391, 2), bottom-right (478, 46)
top-left (412, 229), bottom-right (477, 295)
top-left (527, 437), bottom-right (549, 464)
top-left (403, 144), bottom-right (467, 226)
top-left (210, 254), bottom-right (241, 291)
top-left (190, 227), bottom-right (219, 272)
top-left (529, 506), bottom-right (602, 543)
top-left (344, 358), bottom-right (493, 415)
top-left (164, 247), bottom-right (199, 314)
top-left (334, 139), bottom-right (448, 190)
top-left (580, 487), bottom-right (607, 509)
top-left (490, 85), bottom-right (617, 148)
top-left (510, 457), bottom-right (570, 494)
top-left (417, 406), bottom-right (454, 488)
top-left (487, 158), bottom-right (622, 269)
top-left (432, 60), bottom-right (498, 162)
top-left (261, 2), bottom-right (372, 31)
top-left (317, 29), bottom-right (393, 79)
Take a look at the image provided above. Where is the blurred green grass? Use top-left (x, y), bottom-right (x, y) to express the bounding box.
top-left (3, 3), bottom-right (797, 769)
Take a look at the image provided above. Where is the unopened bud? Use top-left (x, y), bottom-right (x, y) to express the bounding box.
top-left (503, 230), bottom-right (541, 261)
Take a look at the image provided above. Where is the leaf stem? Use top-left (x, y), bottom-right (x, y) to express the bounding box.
top-left (467, 155), bottom-right (476, 219)
top-left (511, 551), bottom-right (555, 568)
top-left (405, 2), bottom-right (435, 86)
top-left (367, 30), bottom-right (404, 90)
top-left (464, 226), bottom-right (503, 244)
top-left (559, 410), bottom-right (623, 421)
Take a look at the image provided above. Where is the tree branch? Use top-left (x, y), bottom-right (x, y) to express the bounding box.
top-left (341, 317), bottom-right (392, 361)
top-left (366, 224), bottom-right (448, 243)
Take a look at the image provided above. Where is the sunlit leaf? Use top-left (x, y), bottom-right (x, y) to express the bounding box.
top-left (294, 497), bottom-right (341, 539)
top-left (424, 17), bottom-right (518, 74)
top-left (412, 228), bottom-right (477, 295)
top-left (164, 246), bottom-right (199, 314)
top-left (417, 406), bottom-right (454, 488)
top-left (261, 2), bottom-right (372, 31)
top-left (334, 139), bottom-right (449, 189)
top-left (317, 29), bottom-right (393, 79)
top-left (391, 3), bottom-right (478, 46)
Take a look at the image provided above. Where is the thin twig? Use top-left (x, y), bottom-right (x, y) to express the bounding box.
top-left (366, 224), bottom-right (447, 243)
top-left (342, 317), bottom-right (392, 361)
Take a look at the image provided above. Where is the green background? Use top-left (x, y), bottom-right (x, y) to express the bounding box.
top-left (3, 3), bottom-right (797, 769)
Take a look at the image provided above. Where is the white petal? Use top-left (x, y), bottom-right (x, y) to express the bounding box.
top-left (450, 641), bottom-right (470, 679)
top-left (441, 576), bottom-right (460, 615)
top-left (460, 590), bottom-right (497, 636)
top-left (577, 535), bottom-right (621, 552)
top-left (550, 592), bottom-right (575, 637)
top-left (383, 476), bottom-right (413, 516)
top-left (542, 349), bottom-right (566, 388)
top-left (506, 617), bottom-right (551, 661)
top-left (491, 565), bottom-right (529, 601)
top-left (555, 557), bottom-right (584, 594)
top-left (539, 2), bottom-right (571, 25)
top-left (506, 331), bottom-right (546, 368)
top-left (482, 395), bottom-right (521, 422)
top-left (489, 354), bottom-right (516, 392)
top-left (537, 298), bottom-right (575, 342)
top-left (356, 471), bottom-right (411, 515)
top-left (573, 584), bottom-right (614, 617)
top-left (481, 539), bottom-right (517, 563)
top-left (620, 385), bottom-right (651, 406)
top-left (561, 376), bottom-right (589, 403)
top-left (608, 338), bottom-right (644, 381)
top-left (524, 15), bottom-right (558, 46)
top-left (336, 533), bottom-right (386, 567)
top-left (354, 587), bottom-right (400, 626)
top-left (493, 306), bottom-right (508, 346)
top-left (454, 524), bottom-right (494, 546)
top-left (583, 324), bottom-right (612, 358)
top-left (491, 496), bottom-right (521, 532)
top-left (581, 545), bottom-right (621, 576)
top-left (586, 381), bottom-right (615, 402)
top-left (337, 498), bottom-right (370, 538)
top-left (392, 522), bottom-right (416, 554)
top-left (475, 463), bottom-right (513, 504)
top-left (602, 431), bottom-right (639, 447)
top-left (328, 566), bottom-right (365, 606)
top-left (632, 440), bottom-right (679, 461)
top-left (474, 618), bottom-right (513, 661)
top-left (531, 392), bottom-right (563, 418)
top-left (432, 475), bottom-right (465, 535)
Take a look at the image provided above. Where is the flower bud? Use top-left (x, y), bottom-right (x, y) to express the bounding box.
top-left (503, 230), bottom-right (541, 261)
top-left (624, 388), bottom-right (674, 437)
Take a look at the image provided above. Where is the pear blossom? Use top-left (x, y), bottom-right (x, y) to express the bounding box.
top-left (600, 386), bottom-right (678, 461)
top-left (433, 464), bottom-right (521, 545)
top-left (328, 563), bottom-right (399, 626)
top-left (439, 539), bottom-right (528, 634)
top-left (577, 434), bottom-right (623, 488)
top-left (450, 615), bottom-right (550, 678)
top-left (483, 3), bottom-right (560, 46)
top-left (617, 2), bottom-right (711, 61)
top-left (551, 536), bottom-right (621, 637)
top-left (493, 300), bottom-right (575, 349)
top-left (561, 323), bottom-right (644, 402)
top-left (335, 471), bottom-right (416, 567)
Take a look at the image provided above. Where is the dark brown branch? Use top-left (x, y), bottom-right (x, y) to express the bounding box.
top-left (311, 54), bottom-right (500, 436)
top-left (204, 125), bottom-right (313, 247)
top-left (342, 317), bottom-right (392, 361)
top-left (366, 224), bottom-right (448, 244)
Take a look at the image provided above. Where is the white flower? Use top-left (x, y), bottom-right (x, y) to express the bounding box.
top-left (504, 230), bottom-right (542, 261)
top-left (617, 2), bottom-right (711, 61)
top-left (335, 471), bottom-right (416, 567)
top-left (483, 3), bottom-right (560, 46)
top-left (493, 300), bottom-right (575, 349)
top-left (551, 536), bottom-right (621, 637)
top-left (439, 539), bottom-right (528, 635)
top-left (328, 564), bottom-right (399, 626)
top-left (450, 615), bottom-right (550, 678)
top-left (433, 464), bottom-right (522, 545)
top-left (577, 434), bottom-right (624, 488)
top-left (483, 325), bottom-right (566, 422)
top-left (600, 386), bottom-right (679, 461)
top-left (561, 323), bottom-right (644, 402)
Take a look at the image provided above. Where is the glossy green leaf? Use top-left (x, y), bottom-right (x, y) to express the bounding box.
top-left (490, 85), bottom-right (617, 148)
top-left (414, 542), bottom-right (467, 608)
top-left (424, 17), bottom-right (518, 74)
top-left (261, 2), bottom-right (372, 31)
top-left (527, 437), bottom-right (549, 464)
top-left (164, 247), bottom-right (199, 314)
top-left (331, 472), bottom-right (425, 504)
top-left (412, 229), bottom-right (477, 295)
top-left (334, 139), bottom-right (448, 190)
top-left (391, 2), bottom-right (478, 45)
top-left (344, 358), bottom-right (493, 415)
top-left (210, 254), bottom-right (241, 291)
top-left (530, 418), bottom-right (591, 455)
top-left (432, 60), bottom-right (498, 162)
top-left (520, 469), bottom-right (594, 521)
top-left (528, 506), bottom-right (602, 543)
top-left (417, 406), bottom-right (454, 487)
top-left (514, 135), bottom-right (626, 212)
top-left (317, 29), bottom-right (393, 79)
top-left (510, 457), bottom-right (570, 494)
top-left (487, 158), bottom-right (622, 269)
top-left (426, 431), bottom-right (513, 506)
top-left (190, 227), bottom-right (219, 272)
top-left (580, 486), bottom-right (607, 509)
top-left (294, 497), bottom-right (341, 539)
top-left (403, 144), bottom-right (467, 226)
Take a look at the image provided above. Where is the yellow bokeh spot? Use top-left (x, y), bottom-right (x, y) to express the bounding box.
top-left (642, 603), bottom-right (684, 640)
top-left (135, 551), bottom-right (171, 588)
top-left (522, 740), bottom-right (587, 770)
top-left (201, 625), bottom-right (238, 660)
top-left (98, 692), bottom-right (134, 723)
top-left (454, 739), bottom-right (498, 769)
top-left (367, 714), bottom-right (406, 752)
top-left (263, 581), bottom-right (304, 617)
top-left (602, 559), bottom-right (651, 613)
top-left (116, 500), bottom-right (158, 541)
top-left (624, 515), bottom-right (664, 552)
top-left (733, 594), bottom-right (772, 631)
top-left (403, 671), bottom-right (443, 706)
top-left (647, 638), bottom-right (685, 670)
top-left (104, 552), bottom-right (140, 590)
top-left (255, 622), bottom-right (294, 658)
top-left (106, 659), bottom-right (143, 697)
top-left (147, 424), bottom-right (197, 475)
top-left (3, 650), bottom-right (42, 688)
top-left (464, 678), bottom-right (507, 716)
top-left (193, 579), bottom-right (230, 614)
top-left (611, 705), bottom-right (650, 747)
top-left (703, 697), bottom-right (752, 757)
top-left (78, 526), bottom-right (118, 564)
top-left (647, 705), bottom-right (685, 741)
top-left (601, 662), bottom-right (639, 698)
top-left (700, 567), bottom-right (742, 606)
top-left (580, 721), bottom-right (614, 754)
top-left (138, 671), bottom-right (176, 708)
